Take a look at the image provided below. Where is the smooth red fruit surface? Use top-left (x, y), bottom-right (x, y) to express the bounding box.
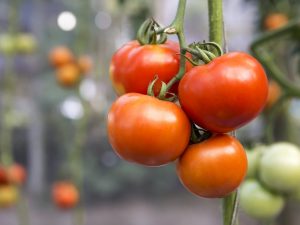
top-left (178, 52), bottom-right (268, 133)
top-left (110, 40), bottom-right (192, 95)
top-left (8, 164), bottom-right (26, 185)
top-left (177, 134), bottom-right (247, 198)
top-left (52, 182), bottom-right (79, 209)
top-left (107, 93), bottom-right (191, 166)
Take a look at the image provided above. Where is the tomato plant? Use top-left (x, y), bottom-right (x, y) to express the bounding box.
top-left (52, 181), bottom-right (79, 209)
top-left (178, 52), bottom-right (268, 133)
top-left (110, 40), bottom-right (192, 95)
top-left (107, 93), bottom-right (191, 166)
top-left (259, 142), bottom-right (300, 193)
top-left (177, 134), bottom-right (247, 198)
top-left (240, 179), bottom-right (285, 219)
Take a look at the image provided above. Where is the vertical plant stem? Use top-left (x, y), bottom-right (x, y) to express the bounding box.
top-left (208, 0), bottom-right (239, 225)
top-left (208, 0), bottom-right (223, 48)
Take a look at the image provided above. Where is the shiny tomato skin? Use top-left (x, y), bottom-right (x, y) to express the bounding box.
top-left (110, 40), bottom-right (192, 95)
top-left (177, 134), bottom-right (247, 198)
top-left (107, 93), bottom-right (191, 166)
top-left (178, 52), bottom-right (268, 133)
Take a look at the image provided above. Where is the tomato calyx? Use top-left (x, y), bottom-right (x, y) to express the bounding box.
top-left (147, 76), bottom-right (177, 102)
top-left (184, 41), bottom-right (223, 65)
top-left (137, 18), bottom-right (168, 45)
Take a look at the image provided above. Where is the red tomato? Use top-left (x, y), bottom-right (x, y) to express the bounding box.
top-left (52, 181), bottom-right (79, 209)
top-left (110, 40), bottom-right (192, 95)
top-left (178, 52), bottom-right (268, 133)
top-left (177, 134), bottom-right (247, 198)
top-left (107, 93), bottom-right (191, 166)
top-left (7, 164), bottom-right (26, 185)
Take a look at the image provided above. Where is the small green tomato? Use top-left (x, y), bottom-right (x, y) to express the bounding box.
top-left (0, 34), bottom-right (16, 55)
top-left (15, 33), bottom-right (37, 53)
top-left (240, 179), bottom-right (285, 219)
top-left (246, 145), bottom-right (265, 178)
top-left (259, 142), bottom-right (300, 193)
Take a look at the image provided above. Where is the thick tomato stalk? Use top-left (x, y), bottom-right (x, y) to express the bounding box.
top-left (107, 93), bottom-right (191, 166)
top-left (177, 134), bottom-right (247, 198)
top-left (110, 40), bottom-right (192, 95)
top-left (178, 52), bottom-right (268, 133)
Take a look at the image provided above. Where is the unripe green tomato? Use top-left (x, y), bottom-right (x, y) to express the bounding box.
top-left (259, 142), bottom-right (300, 193)
top-left (15, 33), bottom-right (37, 53)
top-left (246, 145), bottom-right (265, 178)
top-left (240, 179), bottom-right (285, 219)
top-left (0, 34), bottom-right (16, 55)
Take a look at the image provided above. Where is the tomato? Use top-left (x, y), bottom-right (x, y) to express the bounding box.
top-left (52, 181), bottom-right (79, 209)
top-left (0, 34), bottom-right (16, 55)
top-left (264, 13), bottom-right (288, 31)
top-left (110, 40), bottom-right (192, 95)
top-left (178, 52), bottom-right (268, 133)
top-left (78, 55), bottom-right (93, 74)
top-left (107, 93), bottom-right (191, 166)
top-left (49, 46), bottom-right (74, 67)
top-left (259, 142), bottom-right (300, 193)
top-left (0, 166), bottom-right (9, 184)
top-left (265, 80), bottom-right (281, 109)
top-left (7, 164), bottom-right (26, 185)
top-left (15, 33), bottom-right (37, 54)
top-left (240, 179), bottom-right (285, 219)
top-left (177, 134), bottom-right (247, 198)
top-left (0, 185), bottom-right (19, 208)
top-left (246, 145), bottom-right (265, 178)
top-left (56, 63), bottom-right (80, 87)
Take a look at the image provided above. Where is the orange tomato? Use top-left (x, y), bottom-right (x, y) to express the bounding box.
top-left (177, 134), bottom-right (247, 198)
top-left (49, 46), bottom-right (74, 67)
top-left (56, 63), bottom-right (80, 87)
top-left (0, 185), bottom-right (19, 208)
top-left (52, 181), bottom-right (79, 209)
top-left (107, 93), bottom-right (191, 166)
top-left (264, 13), bottom-right (289, 31)
top-left (265, 80), bottom-right (281, 109)
top-left (78, 55), bottom-right (93, 74)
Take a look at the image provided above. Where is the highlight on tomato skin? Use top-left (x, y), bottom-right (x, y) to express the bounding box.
top-left (109, 40), bottom-right (193, 96)
top-left (178, 52), bottom-right (269, 133)
top-left (177, 134), bottom-right (248, 198)
top-left (107, 93), bottom-right (191, 166)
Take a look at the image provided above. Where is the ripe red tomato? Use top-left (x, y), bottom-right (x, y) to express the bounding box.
top-left (7, 164), bottom-right (26, 185)
top-left (52, 181), bottom-right (79, 209)
top-left (264, 13), bottom-right (288, 31)
top-left (110, 40), bottom-right (192, 95)
top-left (107, 93), bottom-right (191, 166)
top-left (178, 52), bottom-right (268, 133)
top-left (177, 134), bottom-right (247, 198)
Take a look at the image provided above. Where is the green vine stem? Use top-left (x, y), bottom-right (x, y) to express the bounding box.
top-left (208, 0), bottom-right (223, 52)
top-left (207, 0), bottom-right (239, 224)
top-left (162, 0), bottom-right (187, 92)
top-left (251, 19), bottom-right (300, 97)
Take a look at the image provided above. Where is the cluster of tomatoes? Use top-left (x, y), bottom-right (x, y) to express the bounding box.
top-left (48, 46), bottom-right (93, 88)
top-left (0, 33), bottom-right (37, 55)
top-left (240, 142), bottom-right (300, 220)
top-left (0, 163), bottom-right (26, 208)
top-left (107, 20), bottom-right (269, 198)
top-left (51, 181), bottom-right (79, 209)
